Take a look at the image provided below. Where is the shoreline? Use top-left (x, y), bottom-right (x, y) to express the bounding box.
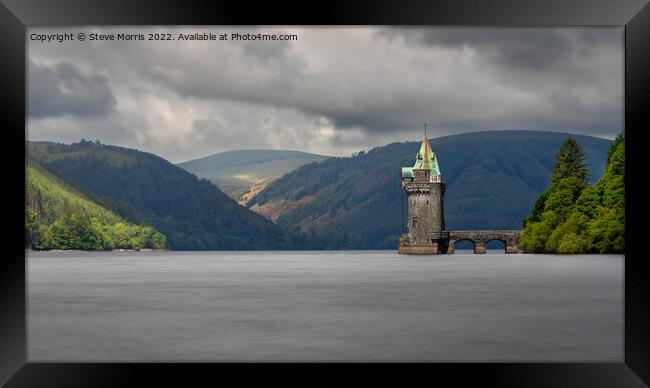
top-left (26, 248), bottom-right (170, 253)
top-left (24, 249), bottom-right (624, 255)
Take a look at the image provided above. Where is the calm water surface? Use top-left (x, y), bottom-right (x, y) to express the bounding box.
top-left (28, 250), bottom-right (623, 361)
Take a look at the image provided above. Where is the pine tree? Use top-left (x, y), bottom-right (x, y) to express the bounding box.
top-left (523, 137), bottom-right (588, 228)
top-left (550, 138), bottom-right (589, 185)
top-left (606, 132), bottom-right (624, 163)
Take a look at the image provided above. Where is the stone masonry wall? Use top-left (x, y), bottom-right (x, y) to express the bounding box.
top-left (405, 181), bottom-right (445, 246)
top-left (407, 189), bottom-right (432, 246)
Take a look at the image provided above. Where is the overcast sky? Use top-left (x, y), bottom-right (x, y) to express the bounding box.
top-left (28, 26), bottom-right (623, 163)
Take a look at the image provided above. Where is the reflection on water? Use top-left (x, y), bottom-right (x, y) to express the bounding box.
top-left (28, 250), bottom-right (623, 361)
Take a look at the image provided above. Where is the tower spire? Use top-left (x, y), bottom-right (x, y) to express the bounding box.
top-left (411, 125), bottom-right (441, 177)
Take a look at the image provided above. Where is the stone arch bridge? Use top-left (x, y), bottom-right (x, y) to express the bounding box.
top-left (448, 230), bottom-right (521, 254)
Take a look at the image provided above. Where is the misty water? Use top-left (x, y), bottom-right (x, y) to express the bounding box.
top-left (27, 250), bottom-right (623, 362)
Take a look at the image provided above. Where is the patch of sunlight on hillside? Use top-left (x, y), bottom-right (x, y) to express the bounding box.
top-left (233, 173), bottom-right (264, 183)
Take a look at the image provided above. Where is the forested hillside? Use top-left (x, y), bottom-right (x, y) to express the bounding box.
top-left (248, 131), bottom-right (612, 249)
top-left (520, 134), bottom-right (624, 253)
top-left (26, 161), bottom-right (166, 250)
top-left (26, 132), bottom-right (614, 251)
top-left (28, 140), bottom-right (291, 250)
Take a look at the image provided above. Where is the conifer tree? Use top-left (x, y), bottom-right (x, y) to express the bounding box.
top-left (550, 138), bottom-right (589, 185)
top-left (606, 132), bottom-right (624, 163)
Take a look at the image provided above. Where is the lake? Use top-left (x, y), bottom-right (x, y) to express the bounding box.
top-left (27, 250), bottom-right (623, 362)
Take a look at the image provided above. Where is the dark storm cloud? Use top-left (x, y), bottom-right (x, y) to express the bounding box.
top-left (28, 27), bottom-right (623, 160)
top-left (136, 27), bottom-right (622, 137)
top-left (28, 60), bottom-right (116, 118)
top-left (143, 38), bottom-right (305, 107)
top-left (375, 27), bottom-right (622, 72)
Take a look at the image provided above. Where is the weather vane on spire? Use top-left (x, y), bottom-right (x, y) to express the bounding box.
top-left (424, 121), bottom-right (427, 137)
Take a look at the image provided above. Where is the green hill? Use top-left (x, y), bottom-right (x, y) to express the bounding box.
top-left (28, 140), bottom-right (291, 250)
top-left (26, 160), bottom-right (167, 250)
top-left (247, 131), bottom-right (612, 249)
top-left (177, 149), bottom-right (330, 196)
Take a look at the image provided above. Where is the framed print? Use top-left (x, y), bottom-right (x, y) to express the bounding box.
top-left (1, 0), bottom-right (649, 386)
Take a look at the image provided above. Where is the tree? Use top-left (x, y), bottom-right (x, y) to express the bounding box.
top-left (48, 218), bottom-right (76, 249)
top-left (523, 189), bottom-right (549, 226)
top-left (584, 137), bottom-right (624, 253)
top-left (25, 205), bottom-right (41, 248)
top-left (550, 138), bottom-right (589, 185)
top-left (543, 176), bottom-right (587, 216)
top-left (607, 132), bottom-right (624, 163)
top-left (521, 134), bottom-right (624, 254)
top-left (64, 213), bottom-right (108, 250)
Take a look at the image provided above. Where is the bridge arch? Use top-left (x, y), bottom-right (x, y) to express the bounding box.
top-left (485, 238), bottom-right (507, 254)
top-left (448, 238), bottom-right (488, 254)
top-left (451, 238), bottom-right (475, 251)
top-left (447, 231), bottom-right (521, 254)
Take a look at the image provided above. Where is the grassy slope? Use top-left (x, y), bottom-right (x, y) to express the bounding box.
top-left (178, 149), bottom-right (330, 195)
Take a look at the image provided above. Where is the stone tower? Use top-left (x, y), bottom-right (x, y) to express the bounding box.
top-left (398, 135), bottom-right (448, 254)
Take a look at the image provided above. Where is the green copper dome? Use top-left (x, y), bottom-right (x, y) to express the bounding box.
top-left (402, 135), bottom-right (441, 178)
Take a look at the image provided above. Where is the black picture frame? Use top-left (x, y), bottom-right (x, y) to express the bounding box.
top-left (2, 0), bottom-right (649, 386)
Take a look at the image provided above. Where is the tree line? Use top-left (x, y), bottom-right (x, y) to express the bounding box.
top-left (26, 206), bottom-right (167, 250)
top-left (26, 162), bottom-right (167, 251)
top-left (520, 133), bottom-right (624, 253)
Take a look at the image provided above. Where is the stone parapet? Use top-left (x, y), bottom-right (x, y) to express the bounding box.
top-left (398, 230), bottom-right (522, 255)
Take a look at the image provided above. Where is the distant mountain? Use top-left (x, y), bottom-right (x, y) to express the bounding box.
top-left (28, 140), bottom-right (291, 250)
top-left (247, 131), bottom-right (612, 249)
top-left (177, 149), bottom-right (330, 197)
top-left (26, 160), bottom-right (166, 250)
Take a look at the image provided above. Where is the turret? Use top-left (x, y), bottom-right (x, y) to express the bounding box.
top-left (401, 135), bottom-right (442, 183)
top-left (399, 131), bottom-right (447, 253)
